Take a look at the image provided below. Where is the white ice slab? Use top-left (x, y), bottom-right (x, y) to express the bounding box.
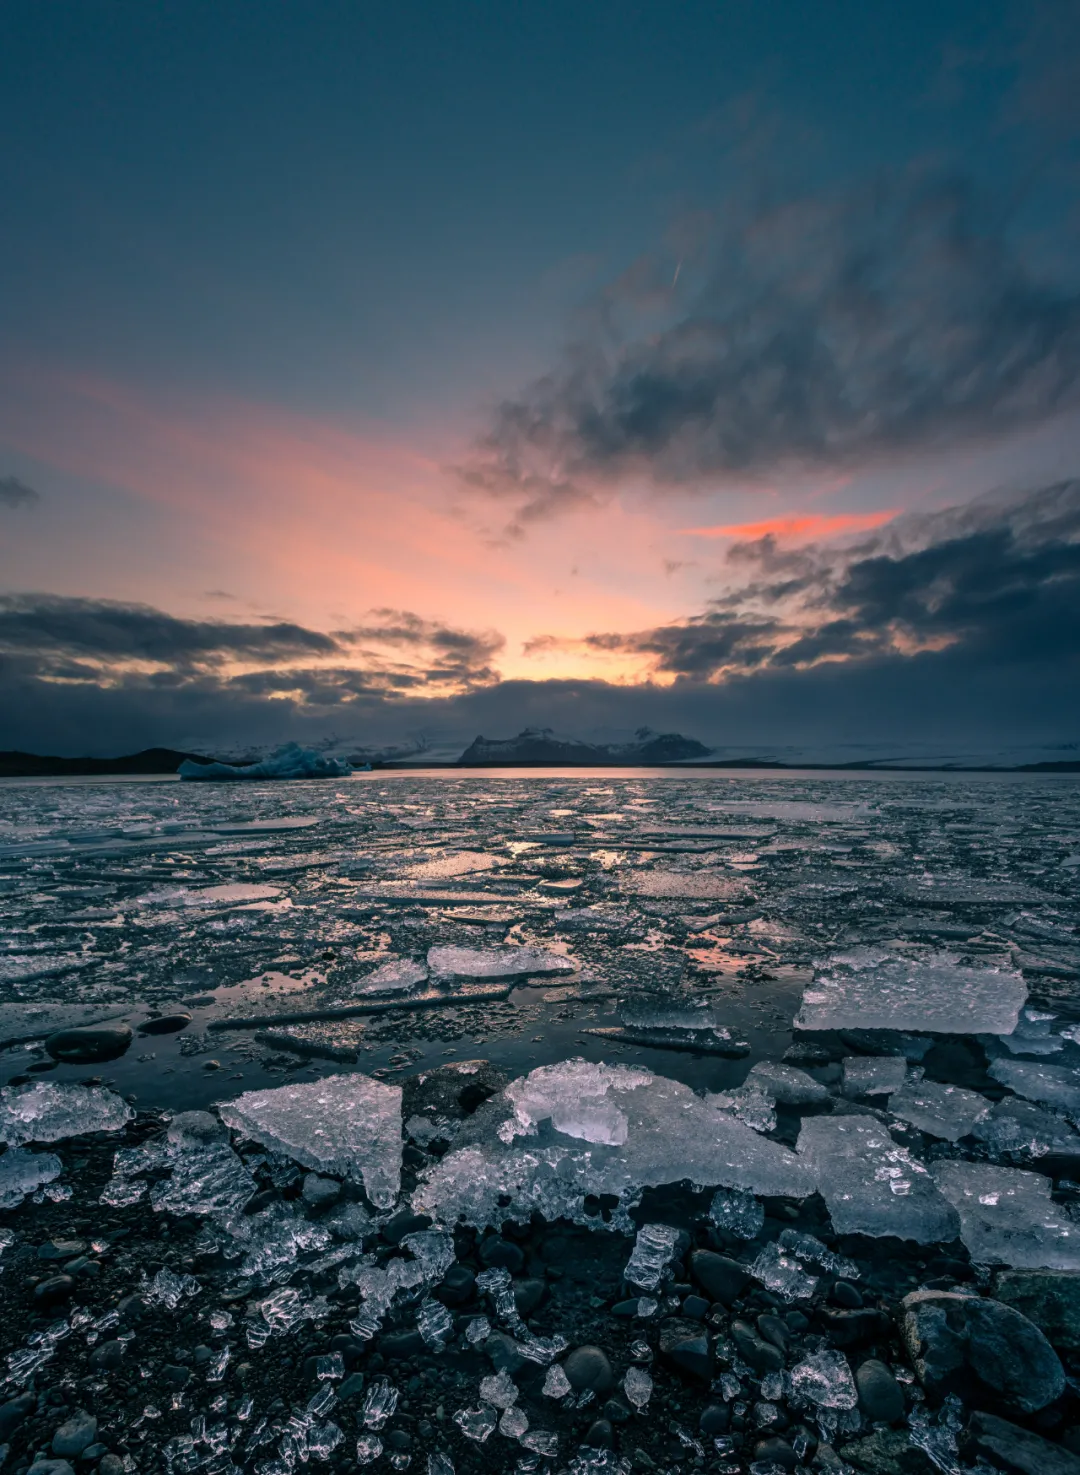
top-left (796, 950), bottom-right (1026, 1035)
top-left (887, 1081), bottom-right (991, 1142)
top-left (933, 1160), bottom-right (1080, 1269)
top-left (427, 946), bottom-right (574, 981)
top-left (989, 1059), bottom-right (1080, 1114)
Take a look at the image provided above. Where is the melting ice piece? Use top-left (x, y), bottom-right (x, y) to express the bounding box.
top-left (744, 1061), bottom-right (829, 1107)
top-left (479, 1371), bottom-right (519, 1409)
top-left (709, 1188), bottom-right (765, 1241)
top-left (0, 1148), bottom-right (62, 1209)
top-left (788, 1350), bottom-right (858, 1410)
top-left (150, 1141), bottom-right (256, 1219)
top-left (777, 1230), bottom-right (859, 1279)
top-left (218, 1074), bottom-right (402, 1208)
top-left (622, 1367), bottom-right (653, 1410)
top-left (888, 1081), bottom-right (992, 1142)
top-left (706, 1086), bottom-right (776, 1134)
top-left (499, 1407), bottom-right (528, 1439)
top-left (543, 1365), bottom-right (572, 1399)
top-left (0, 1081), bottom-right (133, 1146)
top-left (996, 1008), bottom-right (1064, 1057)
top-left (362, 1378), bottom-right (399, 1430)
top-left (842, 1056), bottom-right (907, 1099)
top-left (973, 1097), bottom-right (1080, 1158)
top-left (414, 1060), bottom-right (814, 1229)
top-left (352, 958), bottom-right (428, 996)
top-left (797, 1117), bottom-right (959, 1243)
top-left (427, 946), bottom-right (574, 981)
top-left (933, 1161), bottom-right (1080, 1269)
top-left (454, 1407), bottom-right (497, 1443)
top-left (416, 1299), bottom-right (454, 1350)
top-left (624, 1223), bottom-right (682, 1291)
top-left (989, 1059), bottom-right (1080, 1114)
top-left (796, 951), bottom-right (1026, 1036)
top-left (749, 1242), bottom-right (818, 1301)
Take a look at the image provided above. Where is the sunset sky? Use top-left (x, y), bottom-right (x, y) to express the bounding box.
top-left (2, 1), bottom-right (1079, 758)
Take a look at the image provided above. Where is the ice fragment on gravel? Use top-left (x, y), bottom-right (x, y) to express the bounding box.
top-left (543, 1365), bottom-right (572, 1399)
top-left (997, 1008), bottom-right (1064, 1057)
top-left (842, 1056), bottom-right (907, 1099)
top-left (624, 1223), bottom-right (681, 1291)
top-left (749, 1242), bottom-right (819, 1301)
top-left (499, 1406), bottom-right (528, 1439)
top-left (0, 1081), bottom-right (133, 1145)
top-left (796, 950), bottom-right (1026, 1035)
top-left (413, 1059), bottom-right (814, 1228)
top-left (797, 1116), bottom-right (959, 1243)
top-left (788, 1349), bottom-right (858, 1410)
top-left (218, 1074), bottom-right (402, 1208)
top-left (416, 1299), bottom-right (454, 1349)
top-left (454, 1407), bottom-right (497, 1443)
top-left (479, 1371), bottom-right (519, 1409)
top-left (989, 1058), bottom-right (1080, 1114)
top-left (777, 1229), bottom-right (859, 1279)
top-left (933, 1160), bottom-right (1080, 1269)
top-left (888, 1081), bottom-right (991, 1142)
top-left (622, 1367), bottom-right (653, 1410)
top-left (427, 946), bottom-right (574, 980)
top-left (355, 1434), bottom-right (382, 1464)
top-left (0, 1148), bottom-right (62, 1208)
top-left (362, 1378), bottom-right (398, 1430)
top-left (709, 1187), bottom-right (765, 1241)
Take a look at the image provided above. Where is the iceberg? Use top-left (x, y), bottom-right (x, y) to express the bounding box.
top-left (0, 1081), bottom-right (133, 1146)
top-left (797, 1116), bottom-right (959, 1243)
top-left (218, 1074), bottom-right (402, 1209)
top-left (796, 949), bottom-right (1026, 1035)
top-left (933, 1161), bottom-right (1080, 1269)
top-left (179, 743), bottom-right (352, 781)
top-left (412, 1059), bottom-right (814, 1229)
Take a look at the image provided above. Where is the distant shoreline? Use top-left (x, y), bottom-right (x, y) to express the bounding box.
top-left (2, 747), bottom-right (1079, 777)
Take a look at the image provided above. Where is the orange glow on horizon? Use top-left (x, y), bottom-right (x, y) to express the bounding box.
top-left (679, 509), bottom-right (897, 541)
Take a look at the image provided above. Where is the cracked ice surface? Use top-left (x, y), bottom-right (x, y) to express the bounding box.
top-left (218, 1073), bottom-right (402, 1208)
top-left (989, 1058), bottom-right (1080, 1114)
top-left (797, 1116), bottom-right (959, 1243)
top-left (0, 1081), bottom-right (134, 1146)
top-left (796, 949), bottom-right (1026, 1035)
top-left (933, 1160), bottom-right (1080, 1269)
top-left (413, 1059), bottom-right (813, 1229)
top-left (427, 945), bottom-right (574, 980)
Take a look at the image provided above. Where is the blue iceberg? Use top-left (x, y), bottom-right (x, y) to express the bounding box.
top-left (178, 743), bottom-right (352, 781)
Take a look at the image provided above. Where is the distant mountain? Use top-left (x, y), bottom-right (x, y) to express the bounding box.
top-left (456, 727), bottom-right (713, 765)
top-left (0, 747), bottom-right (208, 778)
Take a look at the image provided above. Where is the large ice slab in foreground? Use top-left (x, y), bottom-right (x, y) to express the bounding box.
top-left (797, 1116), bottom-right (959, 1243)
top-left (796, 949), bottom-right (1026, 1035)
top-left (0, 1081), bottom-right (133, 1146)
top-left (933, 1161), bottom-right (1080, 1269)
top-left (413, 1059), bottom-right (814, 1229)
top-left (219, 1074), bottom-right (402, 1208)
top-left (427, 946), bottom-right (574, 981)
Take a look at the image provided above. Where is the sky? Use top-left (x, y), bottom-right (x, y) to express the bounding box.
top-left (1, 0), bottom-right (1080, 760)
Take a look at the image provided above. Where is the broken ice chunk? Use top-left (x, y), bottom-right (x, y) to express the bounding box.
top-left (933, 1161), bottom-right (1080, 1269)
top-left (796, 951), bottom-right (1026, 1036)
top-left (996, 1008), bottom-right (1064, 1057)
top-left (749, 1242), bottom-right (818, 1301)
top-left (427, 946), bottom-right (574, 981)
top-left (542, 1365), bottom-right (571, 1399)
top-left (624, 1224), bottom-right (682, 1291)
top-left (416, 1300), bottom-right (454, 1350)
top-left (479, 1371), bottom-right (519, 1409)
top-left (744, 1061), bottom-right (829, 1107)
top-left (583, 1025), bottom-right (749, 1057)
top-left (0, 1081), bottom-right (133, 1146)
top-left (788, 1349), bottom-right (858, 1410)
top-left (620, 871), bottom-right (751, 900)
top-left (218, 1074), bottom-right (402, 1209)
top-left (709, 1188), bottom-right (765, 1241)
top-left (352, 958), bottom-right (428, 996)
top-left (706, 1086), bottom-right (777, 1134)
top-left (972, 1097), bottom-right (1080, 1158)
top-left (453, 1407), bottom-right (496, 1443)
top-left (0, 1148), bottom-right (62, 1209)
top-left (362, 1378), bottom-right (399, 1430)
top-left (989, 1059), bottom-right (1080, 1114)
top-left (797, 1116), bottom-right (959, 1243)
top-left (842, 1056), bottom-right (908, 1099)
top-left (888, 1081), bottom-right (991, 1142)
top-left (622, 1367), bottom-right (653, 1410)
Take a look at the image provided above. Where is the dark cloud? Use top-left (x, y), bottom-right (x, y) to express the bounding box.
top-left (0, 475), bottom-right (39, 509)
top-left (338, 609), bottom-right (505, 688)
top-left (463, 174), bottom-right (1080, 525)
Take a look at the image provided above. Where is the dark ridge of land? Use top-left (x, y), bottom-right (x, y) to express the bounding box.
top-left (0, 747), bottom-right (209, 777)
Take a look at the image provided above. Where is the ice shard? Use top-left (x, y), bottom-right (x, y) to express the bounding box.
top-left (989, 1059), bottom-right (1080, 1114)
top-left (796, 950), bottom-right (1026, 1035)
top-left (0, 1081), bottom-right (134, 1146)
top-left (887, 1081), bottom-right (992, 1142)
top-left (933, 1161), bottom-right (1080, 1269)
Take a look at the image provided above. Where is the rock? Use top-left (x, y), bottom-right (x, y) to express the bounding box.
top-left (964, 1411), bottom-right (1080, 1475)
top-left (689, 1249), bottom-right (748, 1305)
top-left (377, 1330), bottom-right (426, 1360)
top-left (29, 1462), bottom-right (76, 1475)
top-left (699, 1404), bottom-right (730, 1436)
top-left (161, 1366), bottom-right (191, 1388)
top-left (339, 1373), bottom-right (365, 1400)
top-left (34, 1275), bottom-right (74, 1304)
top-left (0, 1394), bottom-right (35, 1441)
top-left (757, 1314), bottom-right (789, 1351)
top-left (435, 1264), bottom-right (476, 1307)
top-left (382, 1210), bottom-right (432, 1246)
top-left (682, 1294), bottom-right (709, 1320)
top-left (138, 1012), bottom-right (192, 1035)
top-left (832, 1280), bottom-right (864, 1308)
top-left (754, 1438), bottom-right (798, 1471)
top-left (731, 1320), bottom-right (784, 1375)
top-left (485, 1331), bottom-right (526, 1375)
top-left (37, 1240), bottom-right (86, 1260)
top-left (88, 1340), bottom-right (124, 1371)
top-left (81, 1446), bottom-right (107, 1462)
top-left (842, 1429), bottom-right (938, 1473)
top-left (583, 1419), bottom-right (614, 1449)
top-left (513, 1278), bottom-right (545, 1317)
top-left (301, 1174), bottom-right (341, 1209)
top-left (658, 1318), bottom-right (712, 1382)
top-left (901, 1290), bottom-right (1065, 1414)
top-left (99, 1457), bottom-right (126, 1475)
top-left (994, 1270), bottom-right (1080, 1351)
top-left (51, 1411), bottom-right (98, 1457)
top-left (602, 1399), bottom-right (630, 1424)
top-left (478, 1237), bottom-right (525, 1274)
top-left (44, 1026), bottom-right (132, 1064)
top-left (818, 1307), bottom-right (890, 1346)
top-left (856, 1360), bottom-right (905, 1423)
top-left (563, 1346), bottom-right (614, 1393)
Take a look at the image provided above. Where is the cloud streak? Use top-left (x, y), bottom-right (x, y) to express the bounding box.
top-left (463, 173), bottom-right (1080, 526)
top-left (0, 474), bottom-right (39, 509)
